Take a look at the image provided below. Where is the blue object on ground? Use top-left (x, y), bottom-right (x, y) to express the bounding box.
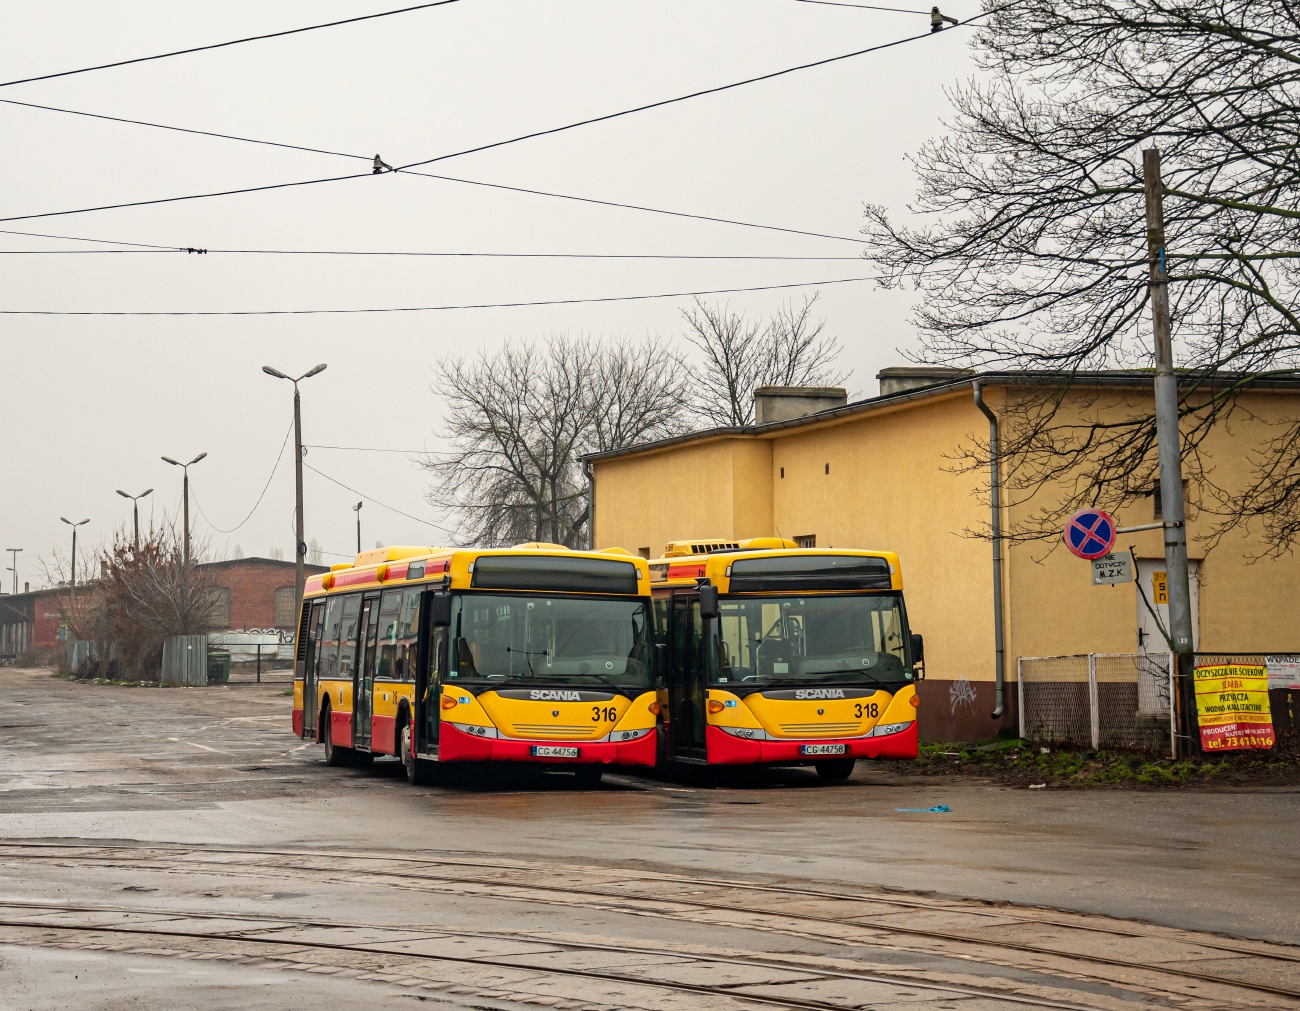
top-left (895, 805), bottom-right (951, 813)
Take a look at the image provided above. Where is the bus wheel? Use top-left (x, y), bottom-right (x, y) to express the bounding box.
top-left (814, 758), bottom-right (856, 782)
top-left (322, 705), bottom-right (352, 768)
top-left (401, 721), bottom-right (434, 786)
top-left (572, 766), bottom-right (604, 788)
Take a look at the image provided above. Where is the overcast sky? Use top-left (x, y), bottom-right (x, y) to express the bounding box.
top-left (1, 0), bottom-right (981, 583)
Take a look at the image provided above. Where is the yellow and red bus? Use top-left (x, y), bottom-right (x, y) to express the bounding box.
top-left (649, 538), bottom-right (923, 779)
top-left (292, 544), bottom-right (659, 785)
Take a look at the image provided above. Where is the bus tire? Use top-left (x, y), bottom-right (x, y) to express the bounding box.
top-left (322, 704), bottom-right (353, 767)
top-left (573, 766), bottom-right (604, 788)
top-left (814, 758), bottom-right (856, 782)
top-left (400, 719), bottom-right (434, 786)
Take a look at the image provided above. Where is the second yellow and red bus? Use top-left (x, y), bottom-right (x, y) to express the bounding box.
top-left (649, 538), bottom-right (924, 779)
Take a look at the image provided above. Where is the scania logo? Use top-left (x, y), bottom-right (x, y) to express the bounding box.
top-left (529, 690), bottom-right (581, 701)
top-left (794, 689), bottom-right (846, 700)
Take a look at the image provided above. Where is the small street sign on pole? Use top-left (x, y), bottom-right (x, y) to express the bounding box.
top-left (1091, 552), bottom-right (1133, 585)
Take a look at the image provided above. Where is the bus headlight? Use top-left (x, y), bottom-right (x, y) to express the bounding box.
top-left (717, 725), bottom-right (772, 740)
top-left (868, 722), bottom-right (911, 737)
top-left (613, 727), bottom-right (653, 742)
top-left (449, 722), bottom-right (498, 739)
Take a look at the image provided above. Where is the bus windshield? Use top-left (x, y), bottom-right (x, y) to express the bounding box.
top-left (448, 593), bottom-right (653, 689)
top-left (715, 594), bottom-right (910, 686)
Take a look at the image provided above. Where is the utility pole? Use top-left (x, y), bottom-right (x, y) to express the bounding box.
top-left (5, 548), bottom-right (21, 595)
top-left (162, 454), bottom-right (207, 572)
top-left (1143, 147), bottom-right (1197, 756)
top-left (116, 488), bottom-right (153, 551)
top-left (263, 364), bottom-right (327, 619)
top-left (59, 518), bottom-right (89, 636)
top-left (353, 501), bottom-right (363, 554)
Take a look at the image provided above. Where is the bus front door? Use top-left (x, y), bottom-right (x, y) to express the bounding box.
top-left (354, 594), bottom-right (380, 752)
top-left (669, 594), bottom-right (707, 762)
top-left (302, 601), bottom-right (325, 740)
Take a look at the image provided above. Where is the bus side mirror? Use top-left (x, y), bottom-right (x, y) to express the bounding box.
top-left (431, 592), bottom-right (452, 628)
top-left (699, 585), bottom-right (719, 620)
top-left (910, 632), bottom-right (925, 664)
top-left (654, 643), bottom-right (668, 687)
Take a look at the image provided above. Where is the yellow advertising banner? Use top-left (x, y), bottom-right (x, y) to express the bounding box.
top-left (1193, 664), bottom-right (1275, 751)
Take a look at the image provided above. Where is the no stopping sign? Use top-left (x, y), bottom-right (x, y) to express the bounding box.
top-left (1064, 509), bottom-right (1116, 560)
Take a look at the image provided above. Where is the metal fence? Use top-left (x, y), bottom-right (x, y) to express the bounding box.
top-left (209, 632), bottom-right (295, 684)
top-left (1019, 652), bottom-right (1176, 756)
top-left (160, 635), bottom-right (208, 686)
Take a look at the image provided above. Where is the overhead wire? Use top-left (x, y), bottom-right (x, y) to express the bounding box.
top-left (794, 0), bottom-right (934, 12)
top-left (0, 246), bottom-right (864, 260)
top-left (306, 445), bottom-right (441, 454)
top-left (1, 100), bottom-right (862, 242)
top-left (0, 4), bottom-right (1018, 226)
top-left (303, 461), bottom-right (452, 534)
top-left (392, 27), bottom-right (940, 172)
top-left (189, 420), bottom-right (293, 534)
top-left (0, 273), bottom-right (882, 316)
top-left (0, 0), bottom-right (466, 89)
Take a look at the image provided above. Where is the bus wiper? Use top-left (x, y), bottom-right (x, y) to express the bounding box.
top-left (755, 673), bottom-right (898, 694)
top-left (506, 646), bottom-right (546, 677)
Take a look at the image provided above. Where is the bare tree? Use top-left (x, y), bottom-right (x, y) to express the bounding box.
top-left (683, 294), bottom-right (847, 426)
top-left (95, 522), bottom-right (219, 679)
top-left (37, 542), bottom-right (105, 644)
top-left (861, 0), bottom-right (1300, 552)
top-left (427, 334), bottom-right (691, 548)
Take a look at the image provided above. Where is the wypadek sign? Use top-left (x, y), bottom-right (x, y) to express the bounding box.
top-left (1193, 664), bottom-right (1275, 751)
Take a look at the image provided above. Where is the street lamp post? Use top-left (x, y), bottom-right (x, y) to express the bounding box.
top-left (115, 488), bottom-right (154, 551)
top-left (262, 363), bottom-right (327, 619)
top-left (353, 501), bottom-right (363, 554)
top-left (59, 518), bottom-right (89, 635)
top-left (161, 453), bottom-right (207, 571)
top-left (4, 548), bottom-right (21, 596)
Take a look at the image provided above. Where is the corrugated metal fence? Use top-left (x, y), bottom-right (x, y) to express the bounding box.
top-left (160, 635), bottom-right (207, 686)
top-left (1019, 652), bottom-right (1176, 756)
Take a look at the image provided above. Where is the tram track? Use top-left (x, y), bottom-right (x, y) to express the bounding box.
top-left (0, 898), bottom-right (1104, 1011)
top-left (1, 839), bottom-right (1296, 1005)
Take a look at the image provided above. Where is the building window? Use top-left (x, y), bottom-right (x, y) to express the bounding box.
top-left (795, 534), bottom-right (816, 548)
top-left (824, 463), bottom-right (830, 475)
top-left (274, 587), bottom-right (298, 628)
top-left (780, 467), bottom-right (785, 478)
top-left (206, 586), bottom-right (231, 628)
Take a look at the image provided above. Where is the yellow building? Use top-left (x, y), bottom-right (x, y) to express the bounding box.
top-left (583, 370), bottom-right (1300, 741)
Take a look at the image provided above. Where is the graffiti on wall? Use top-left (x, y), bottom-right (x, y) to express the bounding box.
top-left (949, 676), bottom-right (977, 716)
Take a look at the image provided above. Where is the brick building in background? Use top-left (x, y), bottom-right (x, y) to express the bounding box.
top-left (0, 556), bottom-right (327, 655)
top-left (201, 557), bottom-right (328, 631)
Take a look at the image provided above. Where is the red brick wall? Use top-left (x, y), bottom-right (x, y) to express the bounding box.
top-left (202, 559), bottom-right (327, 632)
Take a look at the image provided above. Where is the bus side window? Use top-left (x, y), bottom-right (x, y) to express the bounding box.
top-left (338, 595), bottom-right (361, 676)
top-left (320, 596), bottom-right (343, 679)
top-left (396, 588), bottom-right (421, 682)
top-left (376, 589), bottom-right (402, 679)
top-left (305, 601), bottom-right (325, 676)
